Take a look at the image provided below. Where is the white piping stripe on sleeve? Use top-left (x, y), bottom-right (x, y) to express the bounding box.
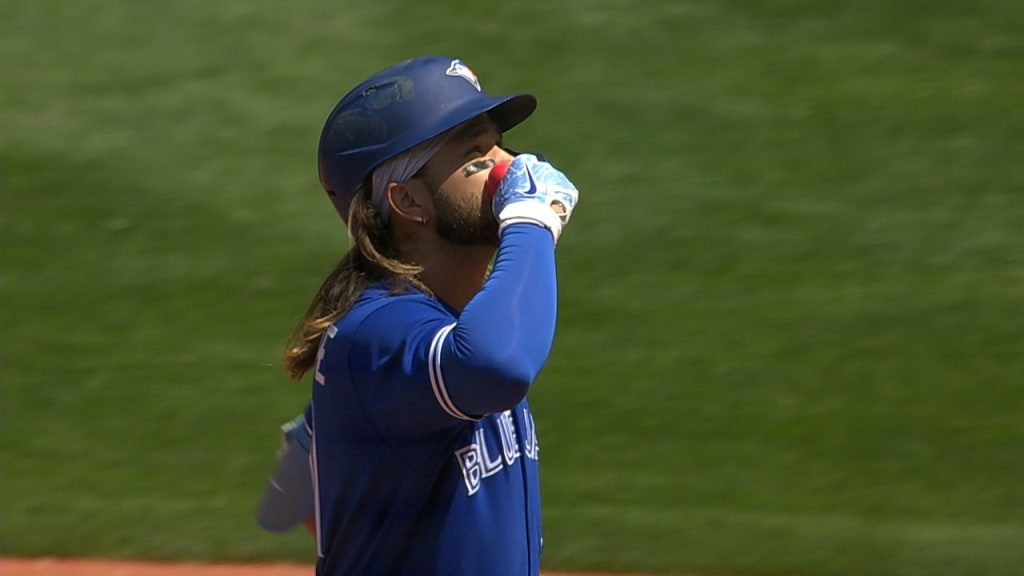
top-left (428, 323), bottom-right (478, 421)
top-left (310, 418), bottom-right (323, 558)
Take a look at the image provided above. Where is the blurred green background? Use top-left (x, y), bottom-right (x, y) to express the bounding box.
top-left (2, 1), bottom-right (1023, 575)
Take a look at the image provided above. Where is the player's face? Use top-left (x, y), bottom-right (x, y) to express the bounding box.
top-left (418, 116), bottom-right (513, 246)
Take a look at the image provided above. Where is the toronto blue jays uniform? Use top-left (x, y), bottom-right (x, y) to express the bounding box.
top-left (310, 224), bottom-right (554, 575)
top-left (256, 54), bottom-right (578, 576)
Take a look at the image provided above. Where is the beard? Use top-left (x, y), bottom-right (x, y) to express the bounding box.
top-left (431, 183), bottom-right (499, 247)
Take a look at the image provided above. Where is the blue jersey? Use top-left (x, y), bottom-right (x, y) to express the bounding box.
top-left (310, 224), bottom-right (556, 576)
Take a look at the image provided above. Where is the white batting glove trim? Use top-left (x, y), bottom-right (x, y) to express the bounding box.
top-left (497, 203), bottom-right (563, 244)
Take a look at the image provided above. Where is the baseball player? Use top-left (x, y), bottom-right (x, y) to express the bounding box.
top-left (257, 55), bottom-right (579, 575)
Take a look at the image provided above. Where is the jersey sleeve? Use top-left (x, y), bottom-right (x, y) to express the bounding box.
top-left (440, 224), bottom-right (558, 415)
top-left (348, 223), bottom-right (557, 436)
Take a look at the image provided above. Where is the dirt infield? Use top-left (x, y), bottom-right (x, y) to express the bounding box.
top-left (0, 557), bottom-right (640, 576)
top-left (0, 558), bottom-right (313, 576)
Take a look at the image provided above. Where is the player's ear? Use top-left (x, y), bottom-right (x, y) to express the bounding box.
top-left (387, 181), bottom-right (430, 225)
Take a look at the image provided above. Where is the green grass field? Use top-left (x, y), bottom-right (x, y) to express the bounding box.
top-left (2, 1), bottom-right (1023, 575)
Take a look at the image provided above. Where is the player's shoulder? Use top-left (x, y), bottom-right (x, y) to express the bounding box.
top-left (336, 283), bottom-right (453, 340)
top-left (353, 283), bottom-right (452, 317)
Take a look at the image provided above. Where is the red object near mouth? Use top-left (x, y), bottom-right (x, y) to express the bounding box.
top-left (485, 161), bottom-right (511, 197)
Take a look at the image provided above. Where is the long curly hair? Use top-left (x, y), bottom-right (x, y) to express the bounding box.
top-left (282, 182), bottom-right (430, 380)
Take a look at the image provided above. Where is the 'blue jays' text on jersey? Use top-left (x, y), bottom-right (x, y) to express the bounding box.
top-left (310, 224), bottom-right (556, 576)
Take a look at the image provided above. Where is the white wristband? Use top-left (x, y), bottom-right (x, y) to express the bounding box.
top-left (497, 202), bottom-right (564, 244)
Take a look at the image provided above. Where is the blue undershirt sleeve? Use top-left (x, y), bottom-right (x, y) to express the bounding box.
top-left (437, 223), bottom-right (557, 417)
top-left (348, 223), bottom-right (556, 436)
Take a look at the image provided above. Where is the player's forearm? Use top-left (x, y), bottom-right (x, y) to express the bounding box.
top-left (256, 412), bottom-right (315, 534)
top-left (443, 224), bottom-right (557, 413)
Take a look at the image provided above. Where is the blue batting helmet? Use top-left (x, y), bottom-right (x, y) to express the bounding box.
top-left (318, 56), bottom-right (537, 224)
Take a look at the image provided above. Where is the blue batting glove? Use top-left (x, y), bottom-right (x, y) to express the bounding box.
top-left (492, 154), bottom-right (579, 244)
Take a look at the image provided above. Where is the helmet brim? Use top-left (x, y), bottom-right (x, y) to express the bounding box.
top-left (486, 93), bottom-right (538, 134)
top-left (386, 93), bottom-right (538, 167)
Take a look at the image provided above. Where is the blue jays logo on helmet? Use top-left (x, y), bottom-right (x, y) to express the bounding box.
top-left (445, 59), bottom-right (481, 92)
top-left (318, 56), bottom-right (537, 225)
